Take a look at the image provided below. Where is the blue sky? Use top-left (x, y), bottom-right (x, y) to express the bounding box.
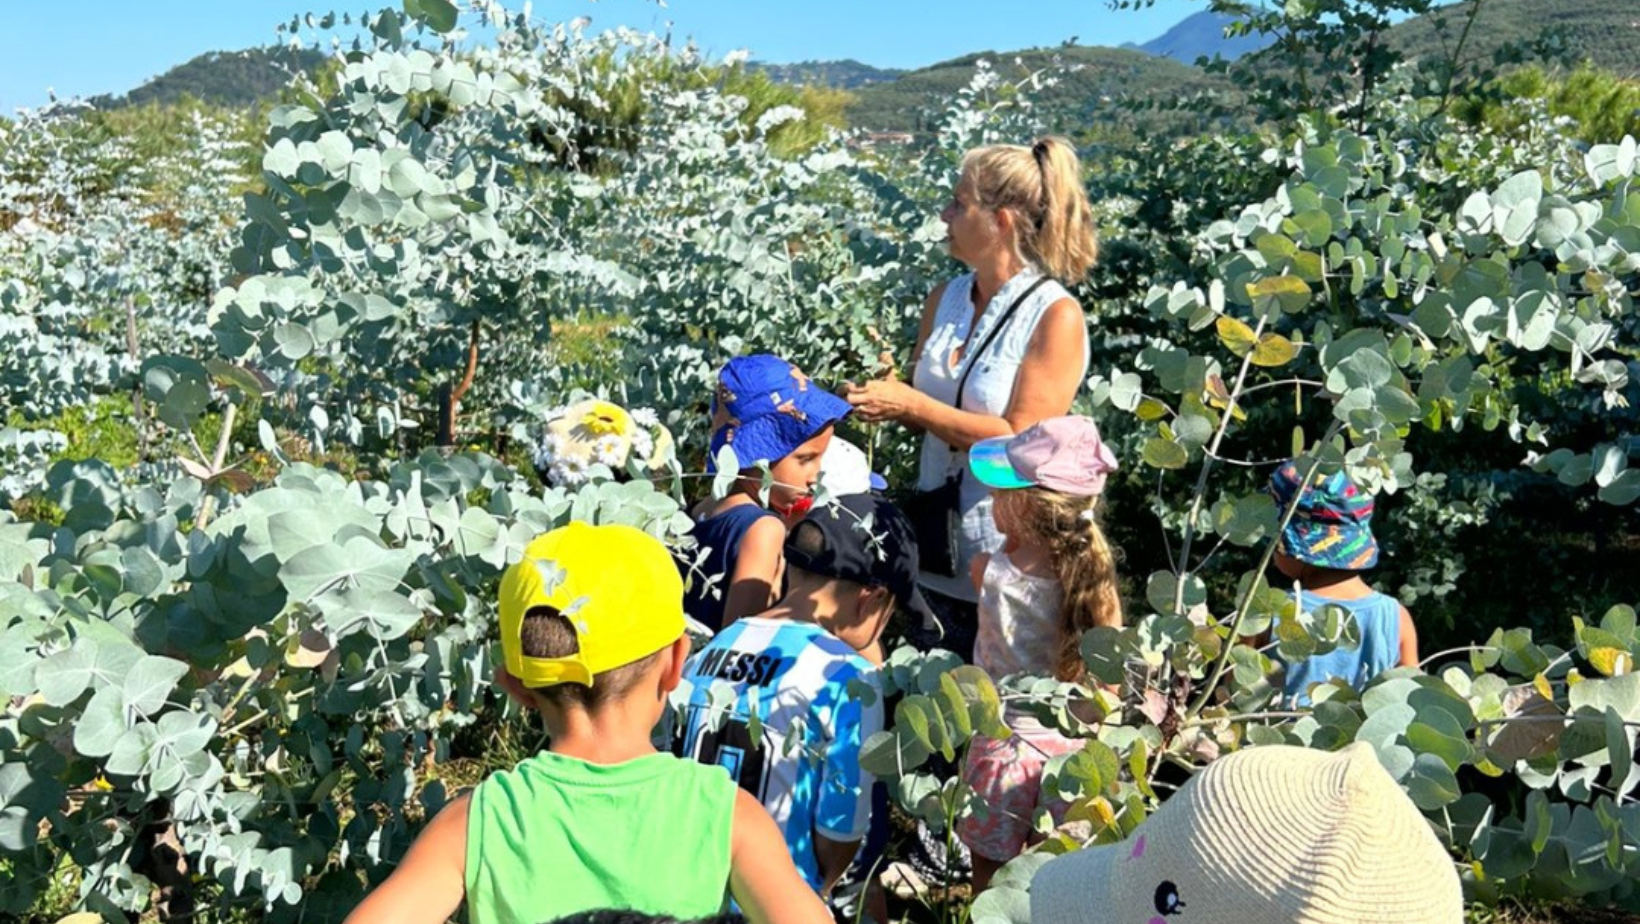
top-left (0, 0), bottom-right (1202, 113)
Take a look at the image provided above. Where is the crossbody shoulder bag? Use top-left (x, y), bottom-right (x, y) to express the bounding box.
top-left (905, 275), bottom-right (1051, 577)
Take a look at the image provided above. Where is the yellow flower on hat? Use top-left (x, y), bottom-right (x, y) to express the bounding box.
top-left (581, 401), bottom-right (631, 437)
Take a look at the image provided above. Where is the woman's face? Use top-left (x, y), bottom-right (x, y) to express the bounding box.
top-left (768, 425), bottom-right (834, 512)
top-left (940, 172), bottom-right (1002, 266)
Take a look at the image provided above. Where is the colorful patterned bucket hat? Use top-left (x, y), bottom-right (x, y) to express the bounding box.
top-left (1267, 460), bottom-right (1379, 571)
top-left (708, 354), bottom-right (852, 469)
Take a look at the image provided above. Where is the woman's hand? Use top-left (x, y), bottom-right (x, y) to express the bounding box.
top-left (844, 377), bottom-right (926, 424)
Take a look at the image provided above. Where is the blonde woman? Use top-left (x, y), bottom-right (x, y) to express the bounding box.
top-left (846, 136), bottom-right (1098, 660)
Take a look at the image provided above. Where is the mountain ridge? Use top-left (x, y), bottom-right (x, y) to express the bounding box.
top-left (92, 1), bottom-right (1638, 123)
top-left (91, 46), bottom-right (328, 110)
top-left (1128, 10), bottom-right (1277, 63)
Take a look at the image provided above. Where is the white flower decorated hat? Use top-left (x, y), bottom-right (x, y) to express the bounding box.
top-left (531, 398), bottom-right (676, 488)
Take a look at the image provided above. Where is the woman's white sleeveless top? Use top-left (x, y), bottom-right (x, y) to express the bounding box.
top-left (911, 268), bottom-right (1087, 602)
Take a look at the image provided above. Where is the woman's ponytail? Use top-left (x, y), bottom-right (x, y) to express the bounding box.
top-left (1027, 137), bottom-right (1099, 284)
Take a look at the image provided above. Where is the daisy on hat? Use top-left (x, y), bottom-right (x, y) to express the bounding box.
top-left (531, 397), bottom-right (676, 489)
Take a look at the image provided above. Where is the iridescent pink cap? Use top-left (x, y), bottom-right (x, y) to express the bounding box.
top-left (969, 415), bottom-right (1119, 497)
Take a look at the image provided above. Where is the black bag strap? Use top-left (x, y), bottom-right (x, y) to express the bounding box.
top-left (941, 274), bottom-right (1053, 481)
top-left (953, 274), bottom-right (1052, 413)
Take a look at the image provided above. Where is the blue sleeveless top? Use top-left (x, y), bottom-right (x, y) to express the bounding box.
top-left (682, 504), bottom-right (782, 632)
top-left (1279, 590), bottom-right (1402, 706)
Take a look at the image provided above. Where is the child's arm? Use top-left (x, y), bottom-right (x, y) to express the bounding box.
top-left (969, 551), bottom-right (991, 598)
top-left (813, 834), bottom-right (863, 897)
top-left (729, 790), bottom-right (833, 924)
top-left (722, 515), bottom-right (785, 624)
top-left (1397, 603), bottom-right (1419, 668)
top-left (344, 793), bottom-right (469, 924)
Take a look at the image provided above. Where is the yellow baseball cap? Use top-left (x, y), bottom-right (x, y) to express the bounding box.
top-left (498, 522), bottom-right (686, 688)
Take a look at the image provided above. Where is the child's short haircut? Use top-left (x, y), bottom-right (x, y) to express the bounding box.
top-left (520, 609), bottom-right (665, 707)
top-left (500, 522), bottom-right (686, 701)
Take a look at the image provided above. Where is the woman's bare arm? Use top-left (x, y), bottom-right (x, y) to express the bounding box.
top-left (849, 297), bottom-right (1087, 450)
top-left (1000, 297), bottom-right (1088, 434)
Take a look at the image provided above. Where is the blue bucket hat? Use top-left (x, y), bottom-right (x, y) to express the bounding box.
top-left (1268, 461), bottom-right (1379, 571)
top-left (709, 355), bottom-right (852, 469)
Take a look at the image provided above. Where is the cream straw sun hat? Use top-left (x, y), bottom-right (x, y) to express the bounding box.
top-left (1030, 742), bottom-right (1462, 924)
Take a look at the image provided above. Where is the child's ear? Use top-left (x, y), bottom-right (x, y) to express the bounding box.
top-left (858, 586), bottom-right (894, 639)
top-left (495, 666), bottom-right (539, 710)
top-left (658, 634), bottom-right (692, 694)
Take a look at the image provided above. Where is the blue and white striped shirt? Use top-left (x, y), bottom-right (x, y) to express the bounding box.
top-left (679, 617), bottom-right (883, 892)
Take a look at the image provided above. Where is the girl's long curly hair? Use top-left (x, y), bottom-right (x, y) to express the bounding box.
top-left (992, 486), bottom-right (1123, 681)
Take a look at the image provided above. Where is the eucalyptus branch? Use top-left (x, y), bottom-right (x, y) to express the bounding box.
top-left (1195, 533), bottom-right (1233, 576)
top-left (1475, 715), bottom-right (1640, 731)
top-left (126, 296), bottom-right (149, 462)
top-left (1236, 378), bottom-right (1325, 398)
top-left (1352, 26), bottom-right (1382, 134)
top-left (192, 402), bottom-right (238, 532)
top-left (1434, 0), bottom-right (1488, 117)
top-left (1200, 446), bottom-right (1298, 468)
top-left (1182, 709), bottom-right (1309, 729)
top-left (1185, 425), bottom-right (1342, 718)
top-left (1419, 645), bottom-right (1499, 669)
top-left (1174, 312), bottom-right (1268, 616)
top-left (187, 432), bottom-right (211, 470)
top-left (1157, 467), bottom-right (1177, 575)
top-left (221, 708), bottom-right (272, 741)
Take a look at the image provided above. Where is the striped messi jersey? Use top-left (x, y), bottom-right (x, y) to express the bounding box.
top-left (679, 616), bottom-right (884, 893)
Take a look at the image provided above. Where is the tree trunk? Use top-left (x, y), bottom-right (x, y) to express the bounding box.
top-left (437, 320), bottom-right (481, 447)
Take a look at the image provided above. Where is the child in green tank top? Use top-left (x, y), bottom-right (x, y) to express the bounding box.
top-left (345, 523), bottom-right (831, 924)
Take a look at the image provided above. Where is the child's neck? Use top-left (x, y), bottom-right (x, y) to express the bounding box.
top-left (704, 482), bottom-right (764, 516)
top-left (764, 586), bottom-right (836, 625)
top-left (763, 586), bottom-right (868, 656)
top-left (1293, 572), bottom-right (1373, 600)
top-left (1002, 536), bottom-right (1055, 579)
top-left (543, 700), bottom-right (662, 765)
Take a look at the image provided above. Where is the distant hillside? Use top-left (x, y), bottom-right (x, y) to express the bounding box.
top-left (845, 45), bottom-right (1236, 139)
top-left (1130, 10), bottom-right (1277, 64)
top-left (752, 59), bottom-right (905, 90)
top-left (1390, 0), bottom-right (1639, 79)
top-left (93, 47), bottom-right (329, 109)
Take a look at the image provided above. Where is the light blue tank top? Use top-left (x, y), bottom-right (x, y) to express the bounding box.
top-left (1279, 590), bottom-right (1402, 706)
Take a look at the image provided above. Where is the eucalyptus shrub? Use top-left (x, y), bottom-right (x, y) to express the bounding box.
top-left (206, 0), bottom-right (1089, 469)
top-left (0, 451), bottom-right (691, 918)
top-left (4, 0), bottom-right (1639, 919)
top-left (0, 104), bottom-right (247, 502)
top-left (866, 102), bottom-right (1640, 924)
